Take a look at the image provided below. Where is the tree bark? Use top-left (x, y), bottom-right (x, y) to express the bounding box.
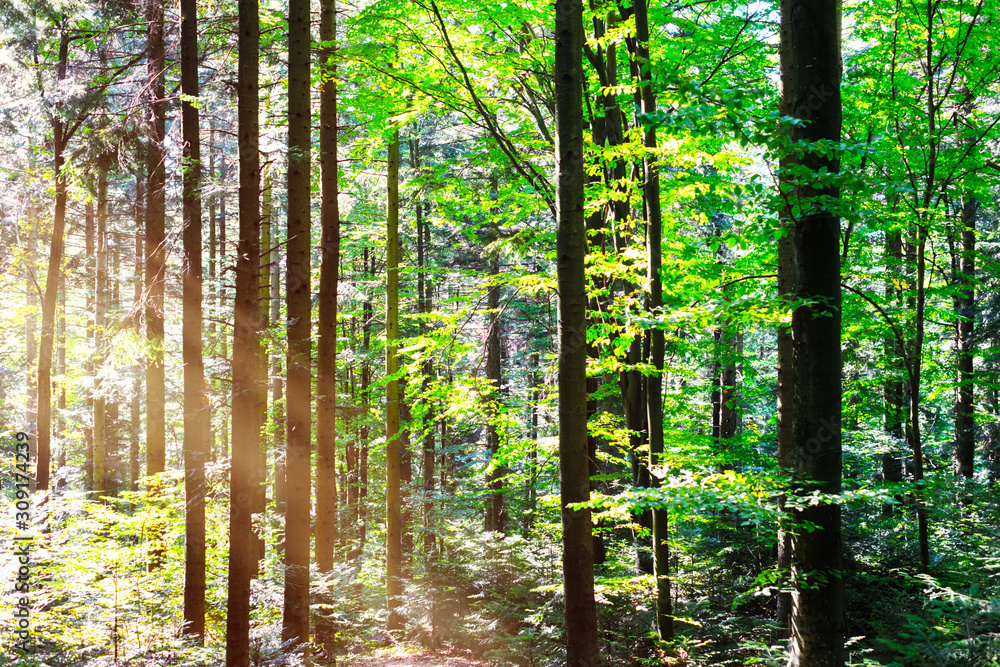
top-left (37, 26), bottom-right (72, 493)
top-left (94, 166), bottom-right (108, 495)
top-left (386, 130), bottom-right (404, 633)
top-left (555, 0), bottom-right (601, 663)
top-left (282, 0), bottom-right (312, 646)
top-left (954, 198), bottom-right (976, 478)
top-left (225, 0), bottom-right (261, 660)
top-left (634, 0), bottom-right (672, 641)
top-left (316, 0), bottom-right (341, 573)
top-left (781, 1), bottom-right (845, 665)
top-left (485, 177), bottom-right (505, 535)
top-left (181, 0), bottom-right (208, 637)
top-left (145, 0), bottom-right (167, 484)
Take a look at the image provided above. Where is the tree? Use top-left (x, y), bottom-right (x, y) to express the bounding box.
top-left (145, 0), bottom-right (167, 485)
top-left (554, 0), bottom-right (600, 663)
top-left (180, 0), bottom-right (208, 637)
top-left (781, 0), bottom-right (845, 664)
top-left (315, 0), bottom-right (341, 574)
top-left (385, 129), bottom-right (403, 633)
top-left (225, 0), bottom-right (261, 660)
top-left (282, 0), bottom-right (313, 645)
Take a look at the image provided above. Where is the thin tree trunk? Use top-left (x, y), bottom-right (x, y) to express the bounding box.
top-left (316, 0), bottom-right (341, 573)
top-left (131, 224), bottom-right (143, 494)
top-left (254, 172), bottom-right (272, 573)
top-left (485, 177), bottom-right (505, 534)
top-left (385, 131), bottom-right (404, 633)
top-left (282, 0), bottom-right (312, 645)
top-left (634, 0), bottom-right (672, 641)
top-left (271, 222), bottom-right (285, 516)
top-left (954, 198), bottom-right (976, 478)
top-left (37, 27), bottom-right (72, 493)
top-left (181, 0), bottom-right (208, 636)
top-left (94, 165), bottom-right (108, 494)
top-left (418, 200), bottom-right (435, 553)
top-left (225, 0), bottom-right (261, 660)
top-left (145, 0), bottom-right (167, 484)
top-left (555, 0), bottom-right (601, 662)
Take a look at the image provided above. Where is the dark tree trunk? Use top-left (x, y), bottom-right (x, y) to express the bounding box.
top-left (634, 0), bottom-right (672, 641)
top-left (181, 0), bottom-right (208, 637)
top-left (555, 0), bottom-right (601, 663)
top-left (485, 182), bottom-right (506, 534)
top-left (316, 0), bottom-right (341, 573)
top-left (385, 131), bottom-right (404, 632)
top-left (37, 27), bottom-right (72, 493)
top-left (781, 1), bottom-right (845, 664)
top-left (145, 0), bottom-right (167, 484)
top-left (954, 198), bottom-right (976, 478)
top-left (225, 0), bottom-right (261, 661)
top-left (774, 1), bottom-right (797, 636)
top-left (282, 0), bottom-right (312, 647)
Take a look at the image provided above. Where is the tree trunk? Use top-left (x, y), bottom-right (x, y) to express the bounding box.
top-left (271, 224), bottom-right (285, 516)
top-left (485, 178), bottom-right (505, 534)
top-left (181, 0), bottom-right (208, 637)
top-left (555, 0), bottom-right (601, 663)
top-left (94, 165), bottom-right (108, 494)
top-left (282, 0), bottom-right (312, 646)
top-left (37, 26), bottom-right (72, 493)
top-left (385, 130), bottom-right (404, 633)
top-left (954, 198), bottom-right (976, 478)
top-left (145, 0), bottom-right (167, 484)
top-left (254, 173), bottom-right (272, 573)
top-left (774, 2), bottom-right (796, 637)
top-left (316, 0), bottom-right (341, 573)
top-left (781, 1), bottom-right (845, 664)
top-left (418, 201), bottom-right (436, 553)
top-left (634, 0), bottom-right (672, 641)
top-left (225, 0), bottom-right (261, 660)
top-left (131, 225), bottom-right (143, 494)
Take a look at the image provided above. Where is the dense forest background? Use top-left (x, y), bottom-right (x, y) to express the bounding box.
top-left (1, 0), bottom-right (1000, 665)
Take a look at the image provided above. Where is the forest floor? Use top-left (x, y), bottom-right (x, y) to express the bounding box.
top-left (343, 648), bottom-right (489, 666)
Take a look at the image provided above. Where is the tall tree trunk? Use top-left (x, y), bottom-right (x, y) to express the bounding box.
top-left (282, 0), bottom-right (312, 646)
top-left (85, 202), bottom-right (95, 491)
top-left (781, 1), bottom-right (845, 664)
top-left (145, 0), bottom-right (167, 485)
top-left (26, 208), bottom-right (39, 491)
top-left (554, 0), bottom-right (601, 663)
top-left (94, 165), bottom-right (108, 494)
top-left (254, 172), bottom-right (272, 572)
top-left (359, 259), bottom-right (372, 560)
top-left (774, 5), bottom-right (797, 638)
top-left (634, 0), bottom-right (672, 641)
top-left (56, 268), bottom-right (66, 477)
top-left (181, 0), bottom-right (208, 637)
top-left (417, 200), bottom-right (435, 553)
top-left (385, 130), bottom-right (404, 633)
top-left (225, 0), bottom-right (261, 660)
top-left (954, 198), bottom-right (976, 478)
top-left (316, 0), bottom-right (341, 573)
top-left (271, 218), bottom-right (285, 516)
top-left (37, 26), bottom-right (72, 493)
top-left (881, 229), bottom-right (904, 516)
top-left (485, 177), bottom-right (505, 534)
top-left (131, 225), bottom-right (143, 494)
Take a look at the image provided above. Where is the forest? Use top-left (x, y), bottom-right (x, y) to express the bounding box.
top-left (1, 0), bottom-right (999, 665)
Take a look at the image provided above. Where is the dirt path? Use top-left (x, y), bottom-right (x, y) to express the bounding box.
top-left (343, 648), bottom-right (488, 666)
